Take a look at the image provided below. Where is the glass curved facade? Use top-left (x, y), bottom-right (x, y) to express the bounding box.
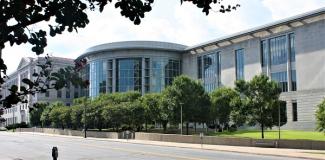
top-left (86, 57), bottom-right (181, 98)
top-left (89, 60), bottom-right (107, 97)
top-left (116, 58), bottom-right (142, 92)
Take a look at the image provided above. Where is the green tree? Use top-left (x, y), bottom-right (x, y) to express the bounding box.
top-left (70, 104), bottom-right (83, 129)
top-left (29, 103), bottom-right (47, 127)
top-left (162, 75), bottom-right (210, 135)
top-left (140, 93), bottom-right (162, 131)
top-left (210, 87), bottom-right (240, 131)
top-left (48, 102), bottom-right (66, 129)
top-left (125, 101), bottom-right (145, 131)
top-left (316, 99), bottom-right (325, 133)
top-left (235, 74), bottom-right (281, 139)
top-left (102, 104), bottom-right (127, 132)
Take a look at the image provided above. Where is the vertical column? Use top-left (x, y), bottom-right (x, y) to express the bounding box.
top-left (286, 34), bottom-right (292, 92)
top-left (267, 39), bottom-right (272, 77)
top-left (112, 59), bottom-right (116, 93)
top-left (141, 58), bottom-right (145, 95)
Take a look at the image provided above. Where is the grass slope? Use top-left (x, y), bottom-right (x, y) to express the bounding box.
top-left (208, 130), bottom-right (325, 141)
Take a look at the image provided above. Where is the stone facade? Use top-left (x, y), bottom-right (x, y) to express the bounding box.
top-left (0, 57), bottom-right (77, 127)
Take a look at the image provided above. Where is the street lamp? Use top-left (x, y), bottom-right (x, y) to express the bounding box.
top-left (84, 106), bottom-right (87, 138)
top-left (278, 102), bottom-right (281, 140)
top-left (180, 102), bottom-right (183, 135)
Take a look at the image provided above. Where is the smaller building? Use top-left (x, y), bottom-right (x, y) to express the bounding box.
top-left (0, 57), bottom-right (77, 127)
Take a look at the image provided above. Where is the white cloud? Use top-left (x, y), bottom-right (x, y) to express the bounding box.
top-left (262, 0), bottom-right (325, 20)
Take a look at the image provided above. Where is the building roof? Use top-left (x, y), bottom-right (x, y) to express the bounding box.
top-left (186, 7), bottom-right (325, 52)
top-left (76, 41), bottom-right (188, 61)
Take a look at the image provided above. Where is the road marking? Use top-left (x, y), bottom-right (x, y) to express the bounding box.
top-left (4, 132), bottom-right (208, 160)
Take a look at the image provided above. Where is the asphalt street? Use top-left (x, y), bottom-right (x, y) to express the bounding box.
top-left (0, 132), bottom-right (307, 160)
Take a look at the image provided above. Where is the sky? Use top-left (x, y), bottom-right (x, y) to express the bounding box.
top-left (3, 0), bottom-right (325, 74)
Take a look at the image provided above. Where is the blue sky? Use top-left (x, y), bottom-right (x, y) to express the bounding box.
top-left (3, 0), bottom-right (325, 74)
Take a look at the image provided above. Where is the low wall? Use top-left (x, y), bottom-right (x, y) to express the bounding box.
top-left (17, 128), bottom-right (119, 139)
top-left (135, 132), bottom-right (325, 150)
top-left (16, 128), bottom-right (325, 150)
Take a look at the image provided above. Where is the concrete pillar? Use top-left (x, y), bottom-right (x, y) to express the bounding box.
top-left (112, 59), bottom-right (116, 93)
top-left (286, 34), bottom-right (292, 92)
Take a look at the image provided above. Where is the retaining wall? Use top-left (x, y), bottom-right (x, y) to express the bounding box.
top-left (16, 128), bottom-right (325, 150)
top-left (135, 132), bottom-right (325, 150)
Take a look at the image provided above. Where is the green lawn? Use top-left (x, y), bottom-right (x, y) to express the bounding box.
top-left (207, 130), bottom-right (325, 141)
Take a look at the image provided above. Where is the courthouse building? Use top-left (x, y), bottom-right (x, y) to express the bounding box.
top-left (0, 57), bottom-right (77, 127)
top-left (76, 8), bottom-right (325, 130)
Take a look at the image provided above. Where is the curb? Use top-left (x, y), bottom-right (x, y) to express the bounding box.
top-left (13, 132), bottom-right (325, 160)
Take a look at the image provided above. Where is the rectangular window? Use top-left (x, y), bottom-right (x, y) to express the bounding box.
top-left (57, 90), bottom-right (62, 98)
top-left (292, 102), bottom-right (298, 122)
top-left (270, 35), bottom-right (287, 65)
top-left (198, 52), bottom-right (221, 92)
top-left (235, 49), bottom-right (245, 80)
top-left (45, 91), bottom-right (50, 97)
top-left (271, 71), bottom-right (288, 92)
top-left (144, 58), bottom-right (150, 93)
top-left (107, 60), bottom-right (113, 93)
top-left (66, 90), bottom-right (70, 98)
top-left (261, 40), bottom-right (268, 67)
top-left (289, 33), bottom-right (296, 62)
top-left (197, 57), bottom-right (202, 79)
top-left (291, 70), bottom-right (297, 91)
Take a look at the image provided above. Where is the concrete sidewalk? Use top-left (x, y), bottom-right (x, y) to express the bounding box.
top-left (16, 132), bottom-right (325, 160)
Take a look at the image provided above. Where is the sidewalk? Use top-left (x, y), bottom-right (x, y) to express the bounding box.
top-left (17, 132), bottom-right (325, 160)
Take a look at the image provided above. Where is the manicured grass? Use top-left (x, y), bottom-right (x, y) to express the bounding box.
top-left (207, 130), bottom-right (325, 141)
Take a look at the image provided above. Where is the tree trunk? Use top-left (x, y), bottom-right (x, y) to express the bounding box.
top-left (261, 123), bottom-right (265, 139)
top-left (145, 121), bottom-right (148, 132)
top-left (162, 121), bottom-right (167, 133)
top-left (194, 122), bottom-right (197, 133)
top-left (186, 122), bottom-right (189, 135)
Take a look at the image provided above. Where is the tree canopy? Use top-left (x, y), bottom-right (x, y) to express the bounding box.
top-left (235, 74), bottom-right (281, 139)
top-left (316, 99), bottom-right (325, 133)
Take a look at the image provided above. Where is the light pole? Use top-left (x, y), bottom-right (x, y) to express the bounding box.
top-left (278, 103), bottom-right (281, 140)
top-left (84, 103), bottom-right (87, 138)
top-left (180, 102), bottom-right (183, 135)
top-left (12, 106), bottom-right (15, 132)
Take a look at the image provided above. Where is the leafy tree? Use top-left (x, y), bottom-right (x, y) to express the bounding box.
top-left (140, 93), bottom-right (162, 131)
top-left (235, 74), bottom-right (281, 139)
top-left (210, 87), bottom-right (240, 131)
top-left (0, 0), bottom-right (239, 113)
top-left (124, 101), bottom-right (145, 131)
top-left (70, 98), bottom-right (85, 129)
top-left (102, 104), bottom-right (127, 132)
top-left (29, 103), bottom-right (47, 127)
top-left (316, 99), bottom-right (325, 133)
top-left (48, 102), bottom-right (66, 129)
top-left (162, 75), bottom-right (210, 135)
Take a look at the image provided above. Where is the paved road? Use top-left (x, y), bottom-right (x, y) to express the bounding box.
top-left (0, 132), bottom-right (307, 160)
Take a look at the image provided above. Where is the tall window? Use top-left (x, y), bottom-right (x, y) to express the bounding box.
top-left (198, 52), bottom-right (221, 92)
top-left (235, 49), bottom-right (245, 80)
top-left (45, 91), bottom-right (50, 97)
top-left (289, 33), bottom-right (296, 62)
top-left (90, 60), bottom-right (107, 97)
top-left (292, 102), bottom-right (298, 122)
top-left (66, 83), bottom-right (71, 99)
top-left (271, 72), bottom-right (288, 92)
top-left (151, 58), bottom-right (180, 93)
top-left (107, 60), bottom-right (113, 93)
top-left (261, 40), bottom-right (268, 67)
top-left (116, 58), bottom-right (142, 92)
top-left (270, 35), bottom-right (287, 65)
top-left (144, 58), bottom-right (150, 93)
top-left (291, 70), bottom-right (297, 91)
top-left (57, 90), bottom-right (62, 98)
top-left (164, 59), bottom-right (181, 87)
top-left (197, 57), bottom-right (202, 79)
